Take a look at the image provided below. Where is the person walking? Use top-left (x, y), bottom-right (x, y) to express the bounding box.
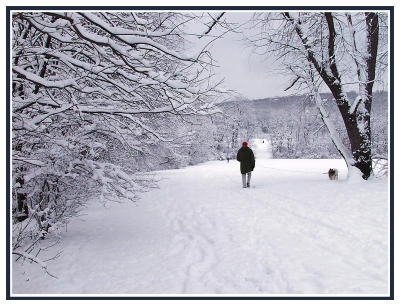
top-left (236, 141), bottom-right (255, 188)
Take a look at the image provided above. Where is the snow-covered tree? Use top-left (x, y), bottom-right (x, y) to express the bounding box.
top-left (250, 12), bottom-right (388, 179)
top-left (262, 97), bottom-right (342, 159)
top-left (12, 11), bottom-right (226, 264)
top-left (211, 100), bottom-right (258, 159)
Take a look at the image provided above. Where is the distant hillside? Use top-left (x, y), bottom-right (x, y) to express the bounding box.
top-left (239, 91), bottom-right (388, 121)
top-left (220, 91), bottom-right (388, 159)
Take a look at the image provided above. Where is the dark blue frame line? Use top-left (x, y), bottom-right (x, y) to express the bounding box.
top-left (389, 5), bottom-right (394, 299)
top-left (6, 6), bottom-right (394, 300)
top-left (6, 6), bottom-right (11, 302)
top-left (5, 296), bottom-right (395, 301)
top-left (6, 6), bottom-right (396, 11)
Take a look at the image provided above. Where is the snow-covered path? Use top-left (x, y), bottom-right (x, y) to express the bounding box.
top-left (13, 150), bottom-right (389, 295)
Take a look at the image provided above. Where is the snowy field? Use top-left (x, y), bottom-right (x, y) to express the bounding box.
top-left (12, 140), bottom-right (389, 296)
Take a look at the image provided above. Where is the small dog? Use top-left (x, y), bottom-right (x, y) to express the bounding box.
top-left (328, 168), bottom-right (338, 180)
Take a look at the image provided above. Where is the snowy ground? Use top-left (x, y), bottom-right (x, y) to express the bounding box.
top-left (12, 140), bottom-right (389, 296)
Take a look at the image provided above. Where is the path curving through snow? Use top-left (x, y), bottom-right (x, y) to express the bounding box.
top-left (13, 147), bottom-right (389, 296)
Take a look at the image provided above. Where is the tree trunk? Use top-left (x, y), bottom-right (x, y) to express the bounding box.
top-left (323, 12), bottom-right (376, 179)
top-left (333, 92), bottom-right (372, 179)
top-left (289, 12), bottom-right (379, 179)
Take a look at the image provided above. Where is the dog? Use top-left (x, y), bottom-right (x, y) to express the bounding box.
top-left (328, 168), bottom-right (338, 180)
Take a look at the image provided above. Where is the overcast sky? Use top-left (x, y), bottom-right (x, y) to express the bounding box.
top-left (187, 12), bottom-right (293, 100)
top-left (209, 27), bottom-right (292, 100)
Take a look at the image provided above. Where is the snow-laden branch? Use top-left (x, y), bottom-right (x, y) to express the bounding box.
top-left (307, 79), bottom-right (354, 167)
top-left (79, 12), bottom-right (176, 38)
top-left (13, 94), bottom-right (60, 112)
top-left (67, 13), bottom-right (199, 62)
top-left (345, 13), bottom-right (370, 106)
top-left (13, 157), bottom-right (46, 167)
top-left (13, 66), bottom-right (77, 89)
top-left (325, 13), bottom-right (342, 82)
top-left (86, 159), bottom-right (156, 202)
top-left (349, 95), bottom-right (363, 114)
top-left (77, 105), bottom-right (181, 116)
top-left (283, 12), bottom-right (351, 109)
top-left (23, 14), bottom-right (91, 46)
top-left (12, 251), bottom-right (58, 278)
